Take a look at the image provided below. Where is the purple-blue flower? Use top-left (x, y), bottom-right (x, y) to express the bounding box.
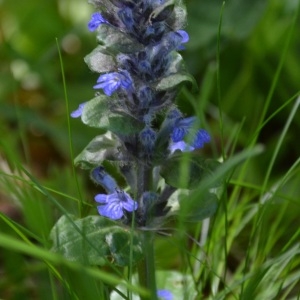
top-left (91, 167), bottom-right (118, 194)
top-left (88, 12), bottom-right (108, 32)
top-left (176, 30), bottom-right (189, 50)
top-left (157, 289), bottom-right (173, 300)
top-left (169, 117), bottom-right (210, 153)
top-left (71, 103), bottom-right (85, 118)
top-left (171, 117), bottom-right (196, 143)
top-left (140, 127), bottom-right (157, 151)
top-left (93, 71), bottom-right (133, 96)
top-left (177, 30), bottom-right (189, 44)
top-left (169, 140), bottom-right (195, 153)
top-left (95, 190), bottom-right (138, 220)
top-left (118, 7), bottom-right (134, 30)
top-left (193, 129), bottom-right (211, 148)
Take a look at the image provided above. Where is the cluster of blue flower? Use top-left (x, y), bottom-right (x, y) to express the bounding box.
top-left (72, 0), bottom-right (210, 225)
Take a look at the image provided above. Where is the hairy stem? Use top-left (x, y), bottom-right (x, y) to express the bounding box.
top-left (137, 231), bottom-right (157, 300)
top-left (136, 162), bottom-right (157, 299)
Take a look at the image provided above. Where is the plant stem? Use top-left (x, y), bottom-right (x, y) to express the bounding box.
top-left (138, 231), bottom-right (157, 300)
top-left (136, 161), bottom-right (157, 300)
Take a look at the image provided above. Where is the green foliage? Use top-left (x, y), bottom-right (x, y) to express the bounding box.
top-left (1, 0), bottom-right (300, 299)
top-left (84, 46), bottom-right (116, 73)
top-left (96, 25), bottom-right (144, 53)
top-left (160, 154), bottom-right (221, 189)
top-left (110, 270), bottom-right (197, 299)
top-left (74, 133), bottom-right (120, 169)
top-left (187, 0), bottom-right (268, 51)
top-left (156, 70), bottom-right (197, 92)
top-left (50, 215), bottom-right (143, 266)
top-left (81, 95), bottom-right (144, 133)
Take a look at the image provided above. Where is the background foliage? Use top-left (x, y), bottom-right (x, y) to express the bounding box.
top-left (1, 0), bottom-right (300, 299)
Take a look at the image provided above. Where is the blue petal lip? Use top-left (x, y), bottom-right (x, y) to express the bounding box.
top-left (70, 103), bottom-right (85, 118)
top-left (88, 12), bottom-right (108, 32)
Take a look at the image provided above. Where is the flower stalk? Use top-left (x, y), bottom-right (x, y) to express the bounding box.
top-left (72, 0), bottom-right (214, 297)
top-left (137, 231), bottom-right (157, 300)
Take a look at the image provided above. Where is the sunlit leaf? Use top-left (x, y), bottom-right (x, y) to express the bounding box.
top-left (97, 24), bottom-right (144, 53)
top-left (160, 154), bottom-right (222, 189)
top-left (50, 215), bottom-right (143, 266)
top-left (84, 46), bottom-right (116, 73)
top-left (81, 96), bottom-right (144, 134)
top-left (74, 133), bottom-right (121, 169)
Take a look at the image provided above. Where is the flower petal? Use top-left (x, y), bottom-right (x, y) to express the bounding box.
top-left (70, 103), bottom-right (85, 118)
top-left (88, 12), bottom-right (108, 32)
top-left (94, 194), bottom-right (108, 203)
top-left (97, 201), bottom-right (124, 220)
top-left (117, 191), bottom-right (138, 212)
top-left (122, 198), bottom-right (138, 212)
top-left (177, 30), bottom-right (189, 44)
top-left (192, 129), bottom-right (211, 149)
top-left (169, 141), bottom-right (195, 153)
top-left (157, 289), bottom-right (173, 300)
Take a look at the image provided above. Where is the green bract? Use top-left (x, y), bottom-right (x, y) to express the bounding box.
top-left (81, 96), bottom-right (144, 134)
top-left (84, 46), bottom-right (116, 73)
top-left (74, 133), bottom-right (121, 169)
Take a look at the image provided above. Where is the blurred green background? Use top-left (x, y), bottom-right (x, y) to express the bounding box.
top-left (0, 0), bottom-right (300, 298)
top-left (1, 0), bottom-right (299, 177)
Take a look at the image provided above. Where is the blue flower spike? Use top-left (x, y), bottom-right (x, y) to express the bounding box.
top-left (74, 0), bottom-right (212, 226)
top-left (95, 190), bottom-right (138, 220)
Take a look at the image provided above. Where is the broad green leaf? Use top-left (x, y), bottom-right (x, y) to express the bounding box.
top-left (175, 146), bottom-right (264, 221)
top-left (50, 215), bottom-right (143, 266)
top-left (81, 96), bottom-right (144, 134)
top-left (179, 191), bottom-right (218, 222)
top-left (166, 188), bottom-right (218, 222)
top-left (155, 71), bottom-right (197, 92)
top-left (97, 24), bottom-right (144, 53)
top-left (160, 154), bottom-right (222, 189)
top-left (74, 133), bottom-right (121, 169)
top-left (84, 46), bottom-right (116, 73)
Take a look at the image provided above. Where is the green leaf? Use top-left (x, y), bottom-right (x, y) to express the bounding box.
top-left (84, 46), bottom-right (116, 73)
top-left (179, 191), bottom-right (218, 222)
top-left (50, 215), bottom-right (143, 266)
top-left (74, 133), bottom-right (121, 169)
top-left (81, 96), bottom-right (143, 134)
top-left (155, 71), bottom-right (197, 92)
top-left (187, 0), bottom-right (267, 50)
top-left (160, 154), bottom-right (222, 189)
top-left (168, 2), bottom-right (187, 30)
top-left (97, 24), bottom-right (144, 53)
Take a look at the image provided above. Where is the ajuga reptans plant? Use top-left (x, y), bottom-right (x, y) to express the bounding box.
top-left (48, 0), bottom-right (225, 298)
top-left (71, 0), bottom-right (219, 228)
